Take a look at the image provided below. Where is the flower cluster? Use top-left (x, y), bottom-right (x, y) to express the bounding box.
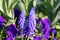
top-left (18, 8), bottom-right (36, 38)
top-left (36, 17), bottom-right (57, 40)
top-left (18, 7), bottom-right (57, 40)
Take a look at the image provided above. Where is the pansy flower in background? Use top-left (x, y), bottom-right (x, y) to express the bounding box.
top-left (40, 18), bottom-right (51, 40)
top-left (6, 31), bottom-right (15, 40)
top-left (0, 15), bottom-right (6, 28)
top-left (36, 18), bottom-right (41, 24)
top-left (7, 24), bottom-right (18, 37)
top-left (34, 35), bottom-right (41, 40)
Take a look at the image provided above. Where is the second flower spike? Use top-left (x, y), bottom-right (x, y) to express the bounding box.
top-left (28, 8), bottom-right (36, 38)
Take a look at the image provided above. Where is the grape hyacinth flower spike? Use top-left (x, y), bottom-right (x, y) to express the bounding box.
top-left (18, 10), bottom-right (26, 36)
top-left (0, 15), bottom-right (6, 28)
top-left (28, 8), bottom-right (36, 38)
top-left (24, 20), bottom-right (30, 38)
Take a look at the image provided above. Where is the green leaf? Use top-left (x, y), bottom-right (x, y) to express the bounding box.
top-left (52, 11), bottom-right (60, 26)
top-left (0, 10), bottom-right (12, 21)
top-left (18, 2), bottom-right (25, 11)
top-left (6, 0), bottom-right (9, 9)
top-left (28, 0), bottom-right (33, 12)
top-left (51, 0), bottom-right (54, 7)
top-left (9, 0), bottom-right (18, 10)
top-left (2, 0), bottom-right (7, 14)
top-left (53, 2), bottom-right (60, 14)
top-left (53, 0), bottom-right (60, 8)
top-left (33, 0), bottom-right (37, 8)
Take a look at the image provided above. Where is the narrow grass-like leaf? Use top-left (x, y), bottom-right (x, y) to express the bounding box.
top-left (9, 0), bottom-right (18, 10)
top-left (6, 0), bottom-right (9, 9)
top-left (2, 0), bottom-right (7, 14)
top-left (52, 11), bottom-right (60, 26)
top-left (0, 10), bottom-right (12, 21)
top-left (33, 0), bottom-right (37, 8)
top-left (18, 2), bottom-right (25, 11)
top-left (53, 2), bottom-right (60, 14)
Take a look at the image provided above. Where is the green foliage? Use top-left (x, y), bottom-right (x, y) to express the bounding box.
top-left (2, 0), bottom-right (18, 19)
top-left (35, 0), bottom-right (60, 27)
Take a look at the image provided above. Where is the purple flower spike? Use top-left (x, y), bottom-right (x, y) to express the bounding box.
top-left (6, 31), bottom-right (15, 40)
top-left (36, 18), bottom-right (41, 23)
top-left (24, 20), bottom-right (30, 38)
top-left (14, 7), bottom-right (21, 17)
top-left (28, 8), bottom-right (36, 37)
top-left (7, 24), bottom-right (18, 37)
top-left (0, 15), bottom-right (6, 28)
top-left (34, 35), bottom-right (41, 40)
top-left (18, 10), bottom-right (26, 30)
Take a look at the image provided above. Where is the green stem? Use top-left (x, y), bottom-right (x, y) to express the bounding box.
top-left (21, 30), bottom-right (24, 40)
top-left (25, 0), bottom-right (29, 12)
top-left (27, 36), bottom-right (29, 40)
top-left (0, 30), bottom-right (3, 40)
top-left (22, 37), bottom-right (24, 40)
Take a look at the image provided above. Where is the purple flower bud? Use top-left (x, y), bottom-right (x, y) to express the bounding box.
top-left (52, 27), bottom-right (57, 35)
top-left (52, 27), bottom-right (57, 38)
top-left (18, 10), bottom-right (26, 30)
top-left (53, 38), bottom-right (56, 40)
top-left (7, 24), bottom-right (18, 37)
top-left (34, 35), bottom-right (41, 40)
top-left (6, 31), bottom-right (15, 40)
top-left (0, 15), bottom-right (6, 28)
top-left (28, 8), bottom-right (36, 37)
top-left (36, 18), bottom-right (41, 23)
top-left (14, 7), bottom-right (21, 17)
